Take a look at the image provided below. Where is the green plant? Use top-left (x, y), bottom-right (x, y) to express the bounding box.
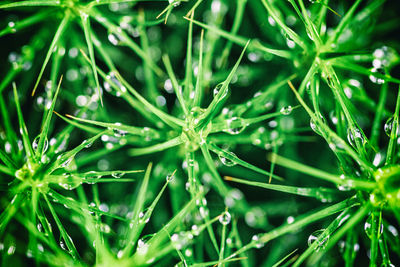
top-left (0, 0), bottom-right (399, 266)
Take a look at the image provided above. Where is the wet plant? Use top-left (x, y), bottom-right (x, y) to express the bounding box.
top-left (1, 0), bottom-right (400, 266)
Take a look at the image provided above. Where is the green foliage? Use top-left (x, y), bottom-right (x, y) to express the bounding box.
top-left (0, 0), bottom-right (399, 266)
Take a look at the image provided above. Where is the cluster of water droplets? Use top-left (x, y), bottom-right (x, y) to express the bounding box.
top-left (171, 231), bottom-right (194, 250)
top-left (369, 46), bottom-right (398, 84)
top-left (251, 234), bottom-right (264, 249)
top-left (103, 71), bottom-right (127, 97)
top-left (336, 174), bottom-right (354, 191)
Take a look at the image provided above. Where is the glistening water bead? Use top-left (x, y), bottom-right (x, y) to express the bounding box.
top-left (307, 229), bottom-right (330, 251)
top-left (218, 211), bottom-right (231, 225)
top-left (369, 67), bottom-right (385, 84)
top-left (224, 117), bottom-right (247, 135)
top-left (310, 115), bottom-right (326, 136)
top-left (213, 83), bottom-right (227, 98)
top-left (364, 213), bottom-right (383, 239)
top-left (32, 136), bottom-right (49, 153)
top-left (218, 151), bottom-right (237, 167)
top-left (251, 234), bottom-right (264, 249)
top-left (347, 128), bottom-right (364, 148)
top-left (384, 116), bottom-right (399, 137)
top-left (111, 172), bottom-right (125, 178)
top-left (280, 106), bottom-right (292, 115)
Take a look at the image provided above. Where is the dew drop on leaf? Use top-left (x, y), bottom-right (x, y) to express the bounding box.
top-left (218, 211), bottom-right (231, 225)
top-left (369, 67), bottom-right (385, 84)
top-left (111, 171), bottom-right (125, 178)
top-left (166, 173), bottom-right (174, 182)
top-left (364, 213), bottom-right (383, 239)
top-left (307, 229), bottom-right (329, 251)
top-left (310, 115), bottom-right (326, 136)
top-left (347, 128), bottom-right (364, 148)
top-left (280, 106), bottom-right (292, 115)
top-left (384, 115), bottom-right (399, 137)
top-left (32, 136), bottom-right (49, 153)
top-left (213, 83), bottom-right (227, 98)
top-left (224, 117), bottom-right (246, 135)
top-left (218, 151), bottom-right (237, 167)
top-left (251, 234), bottom-right (264, 248)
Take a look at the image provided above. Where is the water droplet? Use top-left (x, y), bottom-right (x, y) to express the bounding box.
top-left (111, 171), bottom-right (125, 178)
top-left (58, 173), bottom-right (81, 190)
top-left (329, 110), bottom-right (338, 125)
top-left (191, 225), bottom-right (200, 236)
top-left (224, 117), bottom-right (247, 135)
top-left (252, 234), bottom-right (264, 248)
top-left (306, 27), bottom-right (314, 41)
top-left (41, 155), bottom-right (50, 164)
top-left (337, 174), bottom-right (353, 191)
top-left (347, 128), bottom-right (365, 148)
top-left (250, 52), bottom-right (265, 65)
top-left (61, 157), bottom-right (73, 168)
top-left (112, 123), bottom-right (128, 137)
top-left (99, 203), bottom-right (109, 212)
top-left (83, 139), bottom-right (93, 148)
top-left (199, 206), bottom-right (209, 218)
top-left (219, 211), bottom-right (231, 225)
top-left (384, 115), bottom-right (399, 137)
top-left (7, 245), bottom-right (16, 255)
top-left (267, 16), bottom-right (276, 26)
top-left (280, 106), bottom-right (292, 115)
top-left (171, 231), bottom-right (193, 250)
top-left (364, 213), bottom-right (383, 239)
top-left (66, 69), bottom-right (79, 81)
top-left (37, 243), bottom-right (44, 253)
top-left (100, 223), bottom-right (111, 233)
top-left (218, 151), bottom-right (237, 167)
top-left (369, 67), bottom-right (385, 84)
top-left (213, 83), bottom-right (227, 98)
top-left (5, 142), bottom-right (12, 154)
top-left (164, 79), bottom-right (173, 93)
top-left (166, 173), bottom-right (174, 182)
top-left (372, 152), bottom-right (384, 167)
top-left (387, 225), bottom-right (398, 237)
top-left (287, 216), bottom-right (295, 224)
top-left (108, 32), bottom-right (123, 46)
top-left (224, 189), bottom-right (244, 207)
top-left (168, 0), bottom-right (181, 7)
top-left (308, 229), bottom-right (329, 251)
top-left (32, 136), bottom-right (49, 153)
top-left (373, 46), bottom-right (398, 68)
top-left (59, 240), bottom-right (67, 250)
top-left (245, 207), bottom-right (267, 227)
top-left (117, 250), bottom-right (123, 258)
top-left (76, 95), bottom-right (88, 107)
top-left (310, 115), bottom-right (326, 136)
